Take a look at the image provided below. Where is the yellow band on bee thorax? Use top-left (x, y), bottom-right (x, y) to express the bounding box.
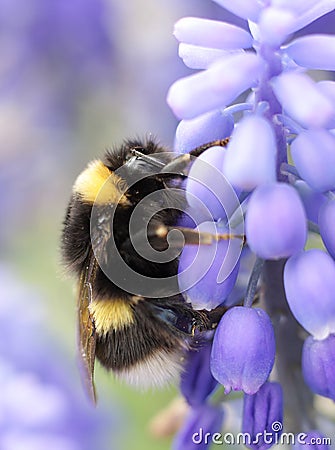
top-left (73, 160), bottom-right (129, 205)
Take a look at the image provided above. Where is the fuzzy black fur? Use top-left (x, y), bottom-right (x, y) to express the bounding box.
top-left (61, 138), bottom-right (224, 378)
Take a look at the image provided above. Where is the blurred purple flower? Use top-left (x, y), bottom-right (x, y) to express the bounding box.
top-left (293, 431), bottom-right (331, 450)
top-left (222, 115), bottom-right (277, 191)
top-left (242, 382), bottom-right (283, 450)
top-left (284, 249), bottom-right (335, 340)
top-left (180, 340), bottom-right (218, 407)
top-left (168, 52), bottom-right (262, 120)
top-left (291, 130), bottom-right (335, 192)
top-left (167, 3), bottom-right (335, 122)
top-left (173, 17), bottom-right (252, 50)
top-left (185, 146), bottom-right (229, 221)
top-left (0, 265), bottom-right (117, 450)
top-left (302, 334), bottom-right (335, 401)
top-left (185, 146), bottom-right (241, 222)
top-left (294, 181), bottom-right (327, 224)
top-left (210, 307), bottom-right (275, 394)
top-left (172, 404), bottom-right (224, 450)
top-left (0, 0), bottom-right (115, 120)
top-left (174, 110), bottom-right (233, 154)
top-left (0, 0), bottom-right (116, 249)
top-left (319, 197), bottom-right (335, 259)
top-left (271, 72), bottom-right (335, 129)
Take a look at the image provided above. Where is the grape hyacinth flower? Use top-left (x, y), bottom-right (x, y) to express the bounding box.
top-left (180, 339), bottom-right (218, 407)
top-left (284, 249), bottom-right (335, 340)
top-left (178, 221), bottom-right (241, 310)
top-left (302, 334), bottom-right (335, 401)
top-left (167, 0), bottom-right (335, 446)
top-left (246, 182), bottom-right (307, 259)
top-left (319, 196), bottom-right (335, 259)
top-left (211, 307), bottom-right (275, 395)
top-left (242, 382), bottom-right (283, 450)
top-left (172, 404), bottom-right (224, 450)
top-left (294, 180), bottom-right (327, 225)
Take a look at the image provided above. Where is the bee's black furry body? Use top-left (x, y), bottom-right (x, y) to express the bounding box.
top-left (61, 138), bottom-right (226, 391)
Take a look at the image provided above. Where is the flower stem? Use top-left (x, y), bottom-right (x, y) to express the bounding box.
top-left (280, 163), bottom-right (300, 179)
top-left (244, 257), bottom-right (264, 308)
top-left (222, 102), bottom-right (253, 115)
top-left (261, 259), bottom-right (316, 432)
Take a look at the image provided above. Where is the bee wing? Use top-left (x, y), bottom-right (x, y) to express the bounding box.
top-left (77, 206), bottom-right (112, 404)
top-left (77, 252), bottom-right (98, 405)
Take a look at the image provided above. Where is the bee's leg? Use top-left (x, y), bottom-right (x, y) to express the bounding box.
top-left (151, 225), bottom-right (245, 248)
top-left (195, 291), bottom-right (261, 332)
top-left (126, 217), bottom-right (245, 256)
top-left (147, 303), bottom-right (196, 335)
top-left (203, 304), bottom-right (230, 329)
top-left (127, 223), bottom-right (245, 255)
top-left (146, 299), bottom-right (234, 336)
top-left (187, 304), bottom-right (231, 334)
top-left (188, 137), bottom-right (230, 157)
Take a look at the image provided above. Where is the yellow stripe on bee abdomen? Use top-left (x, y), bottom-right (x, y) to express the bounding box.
top-left (89, 298), bottom-right (134, 334)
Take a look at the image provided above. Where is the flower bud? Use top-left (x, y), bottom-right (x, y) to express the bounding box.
top-left (302, 334), bottom-right (335, 401)
top-left (186, 146), bottom-right (240, 222)
top-left (210, 307), bottom-right (275, 394)
top-left (246, 182), bottom-right (307, 259)
top-left (180, 341), bottom-right (218, 407)
top-left (319, 198), bottom-right (335, 260)
top-left (223, 115), bottom-right (276, 191)
top-left (174, 111), bottom-right (233, 154)
top-left (174, 17), bottom-right (252, 49)
top-left (272, 73), bottom-right (335, 129)
top-left (284, 249), bottom-right (335, 340)
top-left (286, 35), bottom-right (335, 71)
top-left (294, 180), bottom-right (327, 224)
top-left (167, 53), bottom-right (262, 119)
top-left (178, 221), bottom-right (241, 310)
top-left (243, 382), bottom-right (283, 450)
top-left (291, 130), bottom-right (335, 192)
top-left (172, 404), bottom-right (224, 450)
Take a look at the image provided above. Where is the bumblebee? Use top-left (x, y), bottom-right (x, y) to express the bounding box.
top-left (61, 137), bottom-right (238, 403)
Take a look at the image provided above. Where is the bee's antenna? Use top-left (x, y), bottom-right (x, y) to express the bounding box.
top-left (130, 148), bottom-right (166, 169)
